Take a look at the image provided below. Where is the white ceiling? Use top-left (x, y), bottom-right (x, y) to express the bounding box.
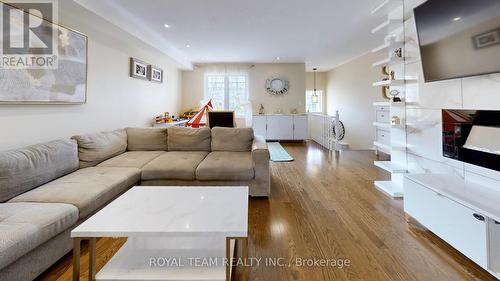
top-left (75, 0), bottom-right (388, 71)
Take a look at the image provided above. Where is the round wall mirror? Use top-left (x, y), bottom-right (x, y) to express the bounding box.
top-left (266, 76), bottom-right (290, 95)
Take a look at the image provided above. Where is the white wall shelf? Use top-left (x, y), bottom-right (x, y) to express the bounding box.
top-left (391, 123), bottom-right (405, 129)
top-left (374, 180), bottom-right (404, 198)
top-left (372, 57), bottom-right (404, 67)
top-left (373, 101), bottom-right (390, 107)
top-left (372, 79), bottom-right (417, 87)
top-left (373, 122), bottom-right (391, 129)
top-left (371, 0), bottom-right (408, 199)
top-left (372, 41), bottom-right (403, 53)
top-left (370, 0), bottom-right (403, 15)
top-left (372, 80), bottom-right (405, 87)
top-left (371, 19), bottom-right (403, 35)
top-left (391, 101), bottom-right (406, 106)
top-left (373, 141), bottom-right (391, 152)
top-left (374, 160), bottom-right (406, 173)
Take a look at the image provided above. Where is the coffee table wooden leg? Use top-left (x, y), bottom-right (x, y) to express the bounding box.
top-left (89, 238), bottom-right (96, 281)
top-left (73, 238), bottom-right (81, 281)
top-left (242, 237), bottom-right (248, 281)
top-left (226, 237), bottom-right (249, 281)
top-left (226, 237), bottom-right (231, 281)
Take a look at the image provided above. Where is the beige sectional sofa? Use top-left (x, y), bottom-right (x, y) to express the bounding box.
top-left (0, 126), bottom-right (269, 281)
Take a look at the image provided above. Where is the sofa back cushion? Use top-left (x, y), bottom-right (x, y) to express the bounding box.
top-left (0, 140), bottom-right (79, 202)
top-left (126, 127), bottom-right (167, 151)
top-left (211, 127), bottom-right (254, 152)
top-left (167, 127), bottom-right (211, 151)
top-left (71, 129), bottom-right (127, 168)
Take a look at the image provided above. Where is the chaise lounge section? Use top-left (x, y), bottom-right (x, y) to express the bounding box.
top-left (0, 126), bottom-right (269, 281)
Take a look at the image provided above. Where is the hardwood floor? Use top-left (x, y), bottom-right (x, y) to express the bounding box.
top-left (37, 142), bottom-right (496, 281)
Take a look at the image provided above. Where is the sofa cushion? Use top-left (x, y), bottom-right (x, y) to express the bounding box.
top-left (9, 167), bottom-right (140, 219)
top-left (196, 152), bottom-right (254, 181)
top-left (142, 151), bottom-right (209, 181)
top-left (211, 127), bottom-right (254, 152)
top-left (0, 202), bottom-right (78, 269)
top-left (71, 129), bottom-right (127, 168)
top-left (97, 151), bottom-right (165, 169)
top-left (0, 140), bottom-right (79, 203)
top-left (126, 127), bottom-right (167, 151)
top-left (167, 127), bottom-right (211, 151)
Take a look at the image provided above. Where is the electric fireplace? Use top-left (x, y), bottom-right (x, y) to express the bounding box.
top-left (442, 109), bottom-right (500, 171)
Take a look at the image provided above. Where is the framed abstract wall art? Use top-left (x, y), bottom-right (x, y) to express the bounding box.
top-left (0, 1), bottom-right (88, 104)
top-left (148, 65), bottom-right (163, 83)
top-left (130, 57), bottom-right (149, 80)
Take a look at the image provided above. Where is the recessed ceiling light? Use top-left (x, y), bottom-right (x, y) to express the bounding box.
top-left (186, 44), bottom-right (191, 48)
top-left (453, 17), bottom-right (461, 21)
top-left (164, 24), bottom-right (170, 28)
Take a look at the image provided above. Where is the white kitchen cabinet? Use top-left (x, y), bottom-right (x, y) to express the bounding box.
top-left (266, 115), bottom-right (294, 140)
top-left (252, 115), bottom-right (267, 139)
top-left (293, 115), bottom-right (308, 140)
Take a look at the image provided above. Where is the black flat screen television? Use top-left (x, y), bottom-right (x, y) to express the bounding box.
top-left (414, 0), bottom-right (500, 82)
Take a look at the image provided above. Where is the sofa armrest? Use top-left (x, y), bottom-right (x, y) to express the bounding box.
top-left (252, 135), bottom-right (269, 153)
top-left (251, 136), bottom-right (270, 197)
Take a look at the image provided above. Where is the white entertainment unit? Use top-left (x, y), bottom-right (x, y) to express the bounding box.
top-left (404, 174), bottom-right (500, 279)
top-left (252, 114), bottom-right (308, 141)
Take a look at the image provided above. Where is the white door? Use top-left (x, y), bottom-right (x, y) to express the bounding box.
top-left (266, 115), bottom-right (293, 140)
top-left (293, 115), bottom-right (308, 140)
top-left (252, 115), bottom-right (267, 139)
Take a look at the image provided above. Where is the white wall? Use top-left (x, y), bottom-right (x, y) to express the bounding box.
top-left (325, 52), bottom-right (387, 149)
top-left (182, 63), bottom-right (306, 114)
top-left (0, 1), bottom-right (183, 151)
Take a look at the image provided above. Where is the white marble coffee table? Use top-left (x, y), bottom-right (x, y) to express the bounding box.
top-left (71, 186), bottom-right (249, 281)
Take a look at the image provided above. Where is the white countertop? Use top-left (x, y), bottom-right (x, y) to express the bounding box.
top-left (406, 174), bottom-right (500, 222)
top-left (71, 186), bottom-right (248, 238)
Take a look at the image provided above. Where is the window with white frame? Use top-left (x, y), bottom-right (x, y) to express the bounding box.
top-left (306, 90), bottom-right (323, 113)
top-left (205, 74), bottom-right (248, 116)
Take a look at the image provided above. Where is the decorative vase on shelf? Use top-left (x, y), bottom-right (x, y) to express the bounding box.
top-left (390, 70), bottom-right (395, 80)
top-left (391, 116), bottom-right (401, 125)
top-left (380, 66), bottom-right (391, 100)
top-left (382, 86), bottom-right (391, 100)
top-left (390, 89), bottom-right (402, 102)
top-left (392, 47), bottom-right (402, 58)
top-left (259, 104), bottom-right (265, 115)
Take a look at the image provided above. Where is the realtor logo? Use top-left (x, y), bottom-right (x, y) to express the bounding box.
top-left (0, 0), bottom-right (58, 69)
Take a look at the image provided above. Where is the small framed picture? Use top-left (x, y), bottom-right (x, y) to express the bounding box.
top-left (473, 29), bottom-right (500, 49)
top-left (130, 58), bottom-right (149, 80)
top-left (148, 65), bottom-right (164, 83)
